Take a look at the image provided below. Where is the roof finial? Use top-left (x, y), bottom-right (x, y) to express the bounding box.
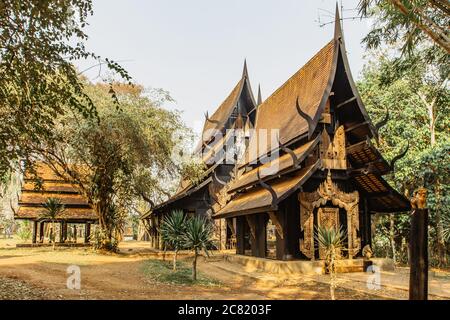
top-left (334, 2), bottom-right (343, 40)
top-left (257, 84), bottom-right (262, 105)
top-left (242, 58), bottom-right (249, 78)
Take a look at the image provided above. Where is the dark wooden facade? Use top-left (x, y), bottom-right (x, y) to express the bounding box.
top-left (145, 8), bottom-right (410, 259)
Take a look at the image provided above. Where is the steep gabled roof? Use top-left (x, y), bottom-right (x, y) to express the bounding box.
top-left (16, 162), bottom-right (97, 221)
top-left (197, 61), bottom-right (257, 150)
top-left (241, 6), bottom-right (377, 166)
top-left (244, 40), bottom-right (336, 165)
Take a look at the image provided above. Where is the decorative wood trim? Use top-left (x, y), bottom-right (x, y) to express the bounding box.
top-left (299, 169), bottom-right (361, 259)
top-left (268, 211), bottom-right (284, 240)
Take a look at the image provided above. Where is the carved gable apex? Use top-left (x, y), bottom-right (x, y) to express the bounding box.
top-left (320, 125), bottom-right (347, 169)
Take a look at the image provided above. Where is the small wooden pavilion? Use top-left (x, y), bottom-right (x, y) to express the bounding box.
top-left (14, 162), bottom-right (97, 245)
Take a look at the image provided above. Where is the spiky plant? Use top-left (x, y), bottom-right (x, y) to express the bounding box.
top-left (316, 225), bottom-right (347, 300)
top-left (182, 216), bottom-right (214, 281)
top-left (160, 210), bottom-right (187, 271)
top-left (41, 198), bottom-right (65, 250)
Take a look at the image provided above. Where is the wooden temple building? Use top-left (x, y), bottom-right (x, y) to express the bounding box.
top-left (143, 8), bottom-right (411, 260)
top-left (143, 59), bottom-right (259, 249)
top-left (14, 162), bottom-right (97, 245)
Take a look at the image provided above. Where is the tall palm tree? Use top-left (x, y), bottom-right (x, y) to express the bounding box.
top-left (41, 198), bottom-right (65, 250)
top-left (183, 216), bottom-right (214, 281)
top-left (160, 210), bottom-right (186, 271)
top-left (316, 225), bottom-right (346, 300)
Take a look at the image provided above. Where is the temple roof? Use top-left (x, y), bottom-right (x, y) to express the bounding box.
top-left (245, 40), bottom-right (336, 165)
top-left (214, 162), bottom-right (319, 219)
top-left (15, 162), bottom-right (97, 221)
top-left (197, 60), bottom-right (257, 150)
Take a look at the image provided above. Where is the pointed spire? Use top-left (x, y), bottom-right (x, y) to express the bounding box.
top-left (242, 59), bottom-right (249, 78)
top-left (257, 84), bottom-right (262, 105)
top-left (334, 2), bottom-right (343, 40)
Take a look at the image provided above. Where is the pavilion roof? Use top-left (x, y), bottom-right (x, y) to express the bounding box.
top-left (15, 162), bottom-right (97, 221)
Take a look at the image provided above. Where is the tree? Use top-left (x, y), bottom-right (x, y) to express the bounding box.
top-left (160, 210), bottom-right (187, 271)
top-left (31, 82), bottom-right (195, 251)
top-left (183, 216), bottom-right (214, 281)
top-left (0, 0), bottom-right (130, 185)
top-left (358, 53), bottom-right (450, 266)
top-left (316, 226), bottom-right (346, 300)
top-left (358, 0), bottom-right (450, 55)
top-left (41, 197), bottom-right (65, 250)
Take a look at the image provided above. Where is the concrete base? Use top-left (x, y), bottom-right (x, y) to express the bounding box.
top-left (224, 254), bottom-right (394, 275)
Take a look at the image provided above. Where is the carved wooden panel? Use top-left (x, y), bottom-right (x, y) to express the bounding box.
top-left (320, 126), bottom-right (347, 169)
top-left (317, 207), bottom-right (339, 229)
top-left (299, 169), bottom-right (361, 260)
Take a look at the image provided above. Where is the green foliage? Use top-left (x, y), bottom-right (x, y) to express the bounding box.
top-left (41, 198), bottom-right (65, 221)
top-left (31, 82), bottom-right (193, 251)
top-left (0, 1), bottom-right (130, 184)
top-left (16, 220), bottom-right (32, 241)
top-left (358, 51), bottom-right (450, 266)
top-left (160, 210), bottom-right (187, 251)
top-left (141, 259), bottom-right (220, 286)
top-left (315, 226), bottom-right (346, 300)
top-left (316, 226), bottom-right (347, 253)
top-left (182, 215), bottom-right (215, 281)
top-left (0, 215), bottom-right (14, 238)
top-left (358, 0), bottom-right (449, 58)
top-left (41, 197), bottom-right (65, 249)
top-left (183, 216), bottom-right (215, 255)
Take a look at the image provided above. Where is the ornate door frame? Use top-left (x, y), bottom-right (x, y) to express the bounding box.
top-left (299, 170), bottom-right (360, 260)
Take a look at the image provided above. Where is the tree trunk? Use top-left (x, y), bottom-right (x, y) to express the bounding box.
top-left (390, 214), bottom-right (397, 265)
top-left (192, 249), bottom-right (198, 281)
top-left (420, 93), bottom-right (446, 266)
top-left (173, 249), bottom-right (178, 271)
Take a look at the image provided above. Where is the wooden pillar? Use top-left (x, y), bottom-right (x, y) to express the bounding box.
top-left (39, 222), bottom-right (45, 243)
top-left (235, 216), bottom-right (245, 255)
top-left (246, 214), bottom-right (266, 258)
top-left (32, 221), bottom-right (38, 244)
top-left (59, 222), bottom-right (64, 243)
top-left (409, 208), bottom-right (428, 300)
top-left (73, 225), bottom-right (77, 243)
top-left (62, 222), bottom-right (68, 242)
top-left (84, 223), bottom-right (91, 244)
top-left (276, 196), bottom-right (301, 260)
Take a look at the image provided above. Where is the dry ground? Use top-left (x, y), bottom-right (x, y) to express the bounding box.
top-left (0, 239), bottom-right (445, 300)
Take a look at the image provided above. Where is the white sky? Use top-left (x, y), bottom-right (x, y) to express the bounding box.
top-left (76, 0), bottom-right (371, 139)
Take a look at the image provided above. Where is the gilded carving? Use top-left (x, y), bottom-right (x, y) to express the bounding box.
top-left (320, 126), bottom-right (347, 169)
top-left (299, 169), bottom-right (360, 259)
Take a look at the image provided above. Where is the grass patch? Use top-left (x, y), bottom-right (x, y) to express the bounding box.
top-left (141, 258), bottom-right (221, 287)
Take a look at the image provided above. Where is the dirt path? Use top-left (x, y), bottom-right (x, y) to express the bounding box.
top-left (0, 241), bottom-right (394, 300)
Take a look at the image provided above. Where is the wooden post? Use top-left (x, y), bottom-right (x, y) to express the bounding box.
top-left (39, 222), bottom-right (45, 243)
top-left (32, 221), bottom-right (38, 244)
top-left (409, 208), bottom-right (428, 300)
top-left (235, 216), bottom-right (245, 255)
top-left (85, 223), bottom-right (91, 244)
top-left (62, 222), bottom-right (67, 242)
top-left (59, 222), bottom-right (64, 243)
top-left (73, 225), bottom-right (77, 243)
